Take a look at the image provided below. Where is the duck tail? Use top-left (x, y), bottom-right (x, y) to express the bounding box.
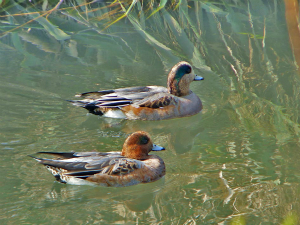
top-left (36, 152), bottom-right (78, 159)
top-left (66, 99), bottom-right (87, 107)
top-left (66, 100), bottom-right (104, 115)
top-left (28, 155), bottom-right (43, 162)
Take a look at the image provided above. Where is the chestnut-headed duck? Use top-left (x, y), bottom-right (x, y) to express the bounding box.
top-left (30, 131), bottom-right (166, 187)
top-left (69, 61), bottom-right (204, 120)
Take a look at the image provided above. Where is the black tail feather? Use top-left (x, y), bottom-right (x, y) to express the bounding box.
top-left (37, 152), bottom-right (77, 159)
top-left (84, 103), bottom-right (103, 115)
top-left (65, 170), bottom-right (102, 177)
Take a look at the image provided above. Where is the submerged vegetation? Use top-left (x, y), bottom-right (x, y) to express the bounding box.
top-left (1, 0), bottom-right (300, 224)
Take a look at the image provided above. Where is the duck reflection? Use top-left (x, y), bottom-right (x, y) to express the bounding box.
top-left (76, 112), bottom-right (203, 154)
top-left (44, 177), bottom-right (165, 213)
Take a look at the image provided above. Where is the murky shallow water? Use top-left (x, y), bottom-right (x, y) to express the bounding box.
top-left (1, 1), bottom-right (300, 224)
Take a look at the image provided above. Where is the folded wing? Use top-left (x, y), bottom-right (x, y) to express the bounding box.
top-left (68, 86), bottom-right (176, 114)
top-left (31, 152), bottom-right (144, 180)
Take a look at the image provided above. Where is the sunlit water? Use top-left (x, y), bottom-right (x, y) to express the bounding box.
top-left (1, 1), bottom-right (300, 224)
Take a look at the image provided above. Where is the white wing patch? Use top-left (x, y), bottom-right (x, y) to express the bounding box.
top-left (103, 109), bottom-right (127, 119)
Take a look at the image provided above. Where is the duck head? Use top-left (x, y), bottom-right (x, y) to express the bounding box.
top-left (167, 61), bottom-right (204, 96)
top-left (121, 131), bottom-right (165, 160)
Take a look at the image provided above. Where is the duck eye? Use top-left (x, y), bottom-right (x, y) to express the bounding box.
top-left (186, 66), bottom-right (191, 74)
top-left (178, 64), bottom-right (191, 75)
top-left (140, 136), bottom-right (149, 144)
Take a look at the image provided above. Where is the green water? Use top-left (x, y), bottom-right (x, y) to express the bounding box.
top-left (1, 1), bottom-right (300, 224)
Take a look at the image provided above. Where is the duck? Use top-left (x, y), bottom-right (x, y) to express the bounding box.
top-left (69, 61), bottom-right (204, 120)
top-left (30, 131), bottom-right (166, 187)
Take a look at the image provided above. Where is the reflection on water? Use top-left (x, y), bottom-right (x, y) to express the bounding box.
top-left (79, 112), bottom-right (204, 154)
top-left (44, 178), bottom-right (162, 213)
top-left (1, 0), bottom-right (300, 224)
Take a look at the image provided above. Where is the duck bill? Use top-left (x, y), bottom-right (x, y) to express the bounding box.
top-left (152, 144), bottom-right (165, 151)
top-left (194, 74), bottom-right (204, 81)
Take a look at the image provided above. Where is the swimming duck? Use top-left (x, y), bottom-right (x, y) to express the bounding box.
top-left (69, 61), bottom-right (204, 120)
top-left (31, 131), bottom-right (166, 187)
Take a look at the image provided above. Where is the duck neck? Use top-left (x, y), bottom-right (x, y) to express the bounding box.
top-left (168, 79), bottom-right (190, 97)
top-left (121, 148), bottom-right (149, 160)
